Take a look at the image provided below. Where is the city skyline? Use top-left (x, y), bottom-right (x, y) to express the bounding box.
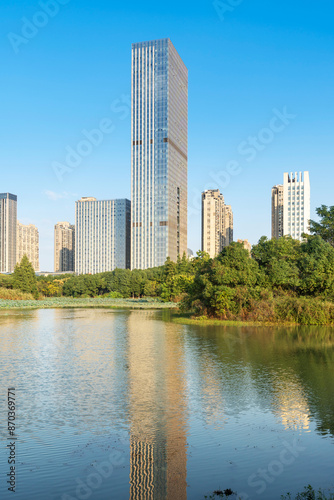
top-left (2, 1), bottom-right (334, 270)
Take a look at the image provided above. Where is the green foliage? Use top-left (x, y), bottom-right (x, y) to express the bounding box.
top-left (309, 205), bottom-right (334, 246)
top-left (299, 236), bottom-right (334, 295)
top-left (62, 274), bottom-right (107, 298)
top-left (7, 227), bottom-right (334, 324)
top-left (13, 255), bottom-right (38, 298)
top-left (0, 287), bottom-right (34, 300)
top-left (37, 278), bottom-right (65, 297)
top-left (182, 236), bottom-right (334, 323)
top-left (252, 236), bottom-right (301, 290)
top-left (0, 274), bottom-right (14, 289)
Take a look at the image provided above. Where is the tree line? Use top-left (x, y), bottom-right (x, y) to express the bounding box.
top-left (2, 205), bottom-right (334, 324)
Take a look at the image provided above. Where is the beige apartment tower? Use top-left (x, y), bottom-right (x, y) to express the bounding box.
top-left (17, 222), bottom-right (39, 271)
top-left (54, 222), bottom-right (75, 273)
top-left (202, 190), bottom-right (233, 258)
top-left (271, 185), bottom-right (284, 239)
top-left (0, 193), bottom-right (17, 273)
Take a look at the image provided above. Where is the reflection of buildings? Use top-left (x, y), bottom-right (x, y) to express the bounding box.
top-left (272, 376), bottom-right (310, 431)
top-left (127, 311), bottom-right (188, 499)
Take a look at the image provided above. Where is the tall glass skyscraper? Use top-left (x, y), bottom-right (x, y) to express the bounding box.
top-left (131, 38), bottom-right (188, 269)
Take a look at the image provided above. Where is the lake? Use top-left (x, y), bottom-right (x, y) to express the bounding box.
top-left (0, 308), bottom-right (333, 499)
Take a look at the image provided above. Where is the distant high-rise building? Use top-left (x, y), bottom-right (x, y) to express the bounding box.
top-left (237, 239), bottom-right (252, 254)
top-left (17, 222), bottom-right (39, 271)
top-left (201, 189), bottom-right (233, 258)
top-left (54, 222), bottom-right (75, 273)
top-left (75, 197), bottom-right (131, 275)
top-left (0, 193), bottom-right (17, 273)
top-left (131, 38), bottom-right (188, 269)
top-left (271, 185), bottom-right (284, 239)
top-left (283, 172), bottom-right (310, 240)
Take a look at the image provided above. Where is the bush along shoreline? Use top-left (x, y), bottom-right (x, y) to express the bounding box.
top-left (3, 233), bottom-right (334, 324)
top-left (204, 484), bottom-right (334, 499)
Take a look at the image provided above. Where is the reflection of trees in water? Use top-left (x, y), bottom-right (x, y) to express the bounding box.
top-left (182, 323), bottom-right (334, 437)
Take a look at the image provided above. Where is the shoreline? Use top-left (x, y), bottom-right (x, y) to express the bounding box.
top-left (170, 313), bottom-right (334, 327)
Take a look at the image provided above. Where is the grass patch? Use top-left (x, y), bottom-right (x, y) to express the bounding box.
top-left (172, 313), bottom-right (251, 327)
top-left (0, 287), bottom-right (34, 300)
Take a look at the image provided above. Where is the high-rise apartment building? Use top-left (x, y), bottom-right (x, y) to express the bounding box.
top-left (17, 222), bottom-right (39, 271)
top-left (54, 222), bottom-right (75, 273)
top-left (271, 185), bottom-right (284, 239)
top-left (0, 193), bottom-right (17, 273)
top-left (283, 172), bottom-right (310, 240)
top-left (131, 38), bottom-right (188, 269)
top-left (202, 189), bottom-right (233, 258)
top-left (75, 197), bottom-right (131, 275)
top-left (237, 239), bottom-right (252, 254)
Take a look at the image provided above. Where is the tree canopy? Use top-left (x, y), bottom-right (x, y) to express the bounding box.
top-left (309, 205), bottom-right (334, 247)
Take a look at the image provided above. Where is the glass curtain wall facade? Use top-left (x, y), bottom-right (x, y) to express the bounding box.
top-left (131, 38), bottom-right (188, 269)
top-left (75, 198), bottom-right (131, 275)
top-left (0, 193), bottom-right (17, 273)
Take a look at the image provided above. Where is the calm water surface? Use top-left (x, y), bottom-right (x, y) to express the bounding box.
top-left (0, 309), bottom-right (334, 499)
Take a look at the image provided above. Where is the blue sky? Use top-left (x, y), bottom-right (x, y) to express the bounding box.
top-left (1, 0), bottom-right (334, 270)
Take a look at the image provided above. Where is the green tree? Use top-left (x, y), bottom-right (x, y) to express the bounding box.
top-left (309, 205), bottom-right (334, 246)
top-left (13, 255), bottom-right (38, 298)
top-left (164, 257), bottom-right (177, 279)
top-left (252, 236), bottom-right (301, 291)
top-left (299, 235), bottom-right (334, 296)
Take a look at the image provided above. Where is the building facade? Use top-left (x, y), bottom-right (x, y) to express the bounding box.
top-left (237, 239), bottom-right (252, 254)
top-left (17, 222), bottom-right (39, 271)
top-left (202, 189), bottom-right (233, 258)
top-left (271, 185), bottom-right (284, 239)
top-left (283, 172), bottom-right (310, 240)
top-left (54, 221), bottom-right (75, 273)
top-left (75, 197), bottom-right (131, 275)
top-left (0, 193), bottom-right (17, 273)
top-left (131, 38), bottom-right (188, 269)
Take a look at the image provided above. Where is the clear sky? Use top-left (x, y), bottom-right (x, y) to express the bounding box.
top-left (1, 0), bottom-right (334, 270)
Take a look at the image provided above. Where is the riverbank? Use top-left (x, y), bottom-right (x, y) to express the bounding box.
top-left (0, 297), bottom-right (178, 310)
top-left (171, 312), bottom-right (334, 327)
